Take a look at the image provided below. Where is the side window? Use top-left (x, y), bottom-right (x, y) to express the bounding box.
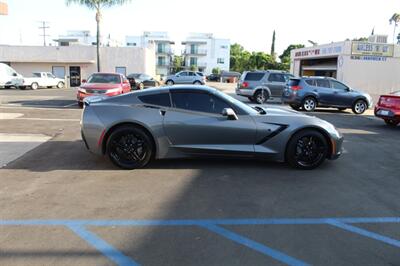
top-left (315, 79), bottom-right (331, 88)
top-left (139, 93), bottom-right (171, 107)
top-left (171, 92), bottom-right (230, 114)
top-left (331, 80), bottom-right (348, 90)
top-left (305, 79), bottom-right (315, 86)
top-left (189, 72), bottom-right (196, 76)
top-left (268, 73), bottom-right (285, 82)
top-left (179, 72), bottom-right (188, 77)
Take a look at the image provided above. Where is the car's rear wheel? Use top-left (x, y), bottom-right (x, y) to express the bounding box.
top-left (254, 90), bottom-right (269, 104)
top-left (286, 129), bottom-right (329, 170)
top-left (384, 119), bottom-right (399, 127)
top-left (290, 104), bottom-right (301, 110)
top-left (106, 126), bottom-right (154, 170)
top-left (302, 97), bottom-right (317, 112)
top-left (57, 81), bottom-right (65, 89)
top-left (352, 99), bottom-right (367, 114)
top-left (31, 82), bottom-right (39, 90)
top-left (166, 80), bottom-right (174, 86)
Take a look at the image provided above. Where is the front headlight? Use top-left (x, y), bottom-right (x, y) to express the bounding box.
top-left (78, 88), bottom-right (86, 93)
top-left (105, 88), bottom-right (121, 94)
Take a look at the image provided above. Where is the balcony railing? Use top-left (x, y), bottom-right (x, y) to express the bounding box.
top-left (183, 49), bottom-right (207, 55)
top-left (156, 48), bottom-right (174, 54)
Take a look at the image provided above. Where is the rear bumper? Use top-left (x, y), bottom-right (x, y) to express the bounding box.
top-left (282, 93), bottom-right (303, 105)
top-left (235, 88), bottom-right (254, 97)
top-left (374, 107), bottom-right (400, 121)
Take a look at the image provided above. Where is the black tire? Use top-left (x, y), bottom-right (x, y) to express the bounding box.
top-left (57, 81), bottom-right (65, 89)
top-left (286, 129), bottom-right (329, 170)
top-left (4, 85), bottom-right (11, 89)
top-left (31, 82), bottom-right (39, 90)
top-left (19, 86), bottom-right (26, 90)
top-left (193, 80), bottom-right (202, 85)
top-left (254, 90), bottom-right (269, 104)
top-left (302, 97), bottom-right (317, 112)
top-left (352, 99), bottom-right (367, 114)
top-left (384, 119), bottom-right (399, 127)
top-left (138, 83), bottom-right (144, 90)
top-left (166, 80), bottom-right (174, 86)
top-left (106, 126), bottom-right (154, 170)
top-left (337, 108), bottom-right (346, 111)
top-left (78, 102), bottom-right (84, 108)
top-left (290, 104), bottom-right (301, 111)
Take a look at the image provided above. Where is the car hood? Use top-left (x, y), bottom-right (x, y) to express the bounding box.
top-left (81, 83), bottom-right (121, 90)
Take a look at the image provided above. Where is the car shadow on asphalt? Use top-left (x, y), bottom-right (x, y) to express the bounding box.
top-left (6, 99), bottom-right (79, 109)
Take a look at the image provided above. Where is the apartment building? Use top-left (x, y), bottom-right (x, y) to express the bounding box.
top-left (54, 31), bottom-right (122, 47)
top-left (126, 32), bottom-right (174, 77)
top-left (182, 33), bottom-right (230, 75)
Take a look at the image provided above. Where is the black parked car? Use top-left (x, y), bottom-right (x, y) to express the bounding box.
top-left (127, 73), bottom-right (160, 90)
top-left (207, 73), bottom-right (221, 82)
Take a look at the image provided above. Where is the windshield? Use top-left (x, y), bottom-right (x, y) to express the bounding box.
top-left (214, 90), bottom-right (258, 115)
top-left (87, 74), bottom-right (121, 84)
top-left (33, 73), bottom-right (41, 77)
top-left (129, 74), bottom-right (141, 78)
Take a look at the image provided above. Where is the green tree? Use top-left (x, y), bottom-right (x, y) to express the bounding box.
top-left (66, 0), bottom-right (131, 72)
top-left (389, 13), bottom-right (400, 43)
top-left (270, 30), bottom-right (276, 61)
top-left (212, 67), bottom-right (221, 75)
top-left (190, 65), bottom-right (198, 72)
top-left (279, 44), bottom-right (305, 64)
top-left (171, 55), bottom-right (183, 74)
top-left (230, 43), bottom-right (245, 72)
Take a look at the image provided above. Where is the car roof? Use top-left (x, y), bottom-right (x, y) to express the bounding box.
top-left (135, 85), bottom-right (217, 95)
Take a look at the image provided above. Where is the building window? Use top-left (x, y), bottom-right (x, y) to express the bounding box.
top-left (217, 58), bottom-right (225, 64)
top-left (157, 43), bottom-right (166, 53)
top-left (115, 67), bottom-right (126, 76)
top-left (52, 66), bottom-right (66, 79)
top-left (221, 45), bottom-right (228, 49)
top-left (190, 44), bottom-right (198, 54)
top-left (158, 56), bottom-right (166, 66)
top-left (190, 57), bottom-right (197, 66)
top-left (127, 42), bottom-right (137, 46)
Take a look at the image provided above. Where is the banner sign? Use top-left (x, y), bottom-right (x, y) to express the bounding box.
top-left (0, 0), bottom-right (8, 15)
top-left (352, 42), bottom-right (394, 57)
top-left (294, 44), bottom-right (343, 58)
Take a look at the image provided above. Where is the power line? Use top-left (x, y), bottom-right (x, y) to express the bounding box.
top-left (38, 21), bottom-right (50, 46)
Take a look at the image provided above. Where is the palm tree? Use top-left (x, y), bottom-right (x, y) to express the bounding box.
top-left (66, 0), bottom-right (131, 72)
top-left (389, 13), bottom-right (400, 44)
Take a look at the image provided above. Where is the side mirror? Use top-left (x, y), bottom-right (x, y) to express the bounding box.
top-left (82, 79), bottom-right (87, 83)
top-left (12, 73), bottom-right (17, 77)
top-left (222, 108), bottom-right (238, 120)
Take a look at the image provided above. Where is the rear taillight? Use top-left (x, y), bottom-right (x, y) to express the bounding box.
top-left (291, 85), bottom-right (302, 91)
top-left (242, 82), bottom-right (249, 88)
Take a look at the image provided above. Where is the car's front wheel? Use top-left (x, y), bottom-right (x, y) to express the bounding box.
top-left (31, 82), bottom-right (39, 90)
top-left (384, 119), bottom-right (399, 127)
top-left (57, 81), bottom-right (65, 89)
top-left (106, 125), bottom-right (154, 170)
top-left (352, 99), bottom-right (367, 114)
top-left (166, 80), bottom-right (174, 86)
top-left (286, 129), bottom-right (329, 170)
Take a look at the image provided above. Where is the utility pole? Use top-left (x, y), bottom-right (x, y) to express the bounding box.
top-left (38, 21), bottom-right (50, 46)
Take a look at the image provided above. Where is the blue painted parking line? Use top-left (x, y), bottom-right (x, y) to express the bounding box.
top-left (68, 224), bottom-right (139, 266)
top-left (1, 217), bottom-right (400, 266)
top-left (202, 223), bottom-right (309, 266)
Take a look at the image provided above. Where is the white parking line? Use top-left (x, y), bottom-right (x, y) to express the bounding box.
top-left (16, 118), bottom-right (80, 122)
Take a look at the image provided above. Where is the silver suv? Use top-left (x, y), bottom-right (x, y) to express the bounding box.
top-left (236, 70), bottom-right (294, 104)
top-left (165, 71), bottom-right (206, 85)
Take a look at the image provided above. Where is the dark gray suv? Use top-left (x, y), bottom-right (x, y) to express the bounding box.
top-left (282, 77), bottom-right (373, 114)
top-left (236, 70), bottom-right (294, 104)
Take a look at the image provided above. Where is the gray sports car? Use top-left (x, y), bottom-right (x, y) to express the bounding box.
top-left (81, 85), bottom-right (343, 170)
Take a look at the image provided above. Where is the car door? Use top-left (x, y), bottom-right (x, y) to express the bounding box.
top-left (175, 71), bottom-right (188, 84)
top-left (163, 89), bottom-right (257, 155)
top-left (314, 79), bottom-right (334, 106)
top-left (329, 80), bottom-right (353, 107)
top-left (266, 73), bottom-right (286, 97)
top-left (46, 73), bottom-right (57, 86)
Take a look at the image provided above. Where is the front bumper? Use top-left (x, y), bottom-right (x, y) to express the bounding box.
top-left (77, 91), bottom-right (120, 103)
top-left (328, 134), bottom-right (344, 160)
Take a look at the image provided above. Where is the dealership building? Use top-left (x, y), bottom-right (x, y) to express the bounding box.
top-left (290, 35), bottom-right (400, 99)
top-left (0, 45), bottom-right (155, 87)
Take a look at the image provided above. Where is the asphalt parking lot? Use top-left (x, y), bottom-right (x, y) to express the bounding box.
top-left (0, 84), bottom-right (400, 266)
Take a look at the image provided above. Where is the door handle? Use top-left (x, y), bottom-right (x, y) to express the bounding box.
top-left (160, 110), bottom-right (166, 116)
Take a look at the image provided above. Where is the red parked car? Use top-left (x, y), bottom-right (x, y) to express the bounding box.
top-left (375, 91), bottom-right (400, 127)
top-left (77, 73), bottom-right (131, 107)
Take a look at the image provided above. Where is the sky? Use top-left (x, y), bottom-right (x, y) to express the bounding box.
top-left (0, 0), bottom-right (399, 55)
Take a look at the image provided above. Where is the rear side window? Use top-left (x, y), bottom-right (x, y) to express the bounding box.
top-left (315, 79), bottom-right (330, 88)
top-left (139, 93), bottom-right (171, 107)
top-left (268, 73), bottom-right (286, 82)
top-left (244, 72), bottom-right (265, 81)
top-left (288, 79), bottom-right (300, 86)
top-left (305, 79), bottom-right (316, 86)
top-left (331, 80), bottom-right (348, 90)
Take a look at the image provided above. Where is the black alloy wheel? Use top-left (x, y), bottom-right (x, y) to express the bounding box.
top-left (106, 126), bottom-right (153, 169)
top-left (286, 129), bottom-right (329, 170)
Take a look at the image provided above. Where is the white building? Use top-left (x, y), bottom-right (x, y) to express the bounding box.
top-left (0, 45), bottom-right (155, 87)
top-left (126, 32), bottom-right (174, 77)
top-left (54, 31), bottom-right (122, 47)
top-left (290, 35), bottom-right (400, 100)
top-left (181, 33), bottom-right (230, 75)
